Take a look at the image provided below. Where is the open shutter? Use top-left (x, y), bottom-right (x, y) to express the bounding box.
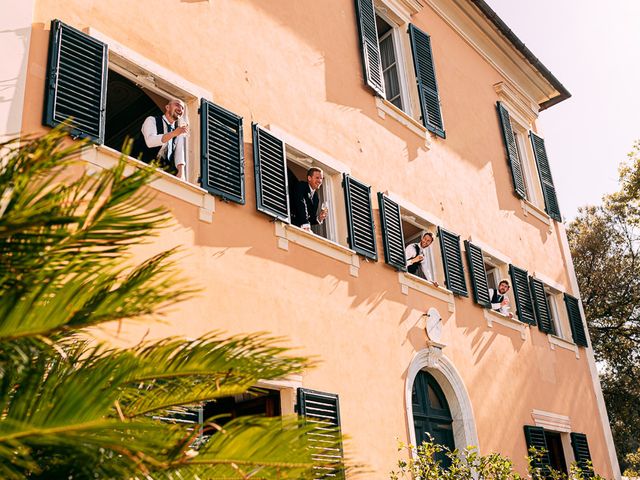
top-left (200, 99), bottom-right (244, 203)
top-left (564, 294), bottom-right (588, 347)
top-left (344, 175), bottom-right (377, 260)
top-left (464, 241), bottom-right (490, 307)
top-left (297, 388), bottom-right (344, 479)
top-left (409, 24), bottom-right (445, 138)
top-left (509, 265), bottom-right (536, 325)
top-left (530, 132), bottom-right (562, 221)
top-left (252, 124), bottom-right (289, 222)
top-left (570, 432), bottom-right (594, 478)
top-left (524, 426), bottom-right (551, 474)
top-left (437, 228), bottom-right (467, 296)
top-left (497, 102), bottom-right (526, 199)
top-left (530, 278), bottom-right (555, 334)
top-left (354, 0), bottom-right (384, 97)
top-left (378, 193), bottom-right (406, 271)
top-left (44, 19), bottom-right (108, 143)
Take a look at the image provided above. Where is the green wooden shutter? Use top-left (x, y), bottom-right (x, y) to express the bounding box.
top-left (200, 99), bottom-right (245, 204)
top-left (509, 265), bottom-right (536, 325)
top-left (252, 124), bottom-right (289, 222)
top-left (497, 102), bottom-right (526, 199)
top-left (354, 0), bottom-right (384, 97)
top-left (437, 227), bottom-right (467, 296)
top-left (524, 426), bottom-right (551, 474)
top-left (530, 278), bottom-right (555, 334)
top-left (378, 193), bottom-right (406, 271)
top-left (570, 432), bottom-right (594, 478)
top-left (530, 132), bottom-right (562, 221)
top-left (344, 175), bottom-right (377, 260)
top-left (297, 388), bottom-right (344, 479)
top-left (409, 24), bottom-right (445, 138)
top-left (44, 19), bottom-right (108, 143)
top-left (464, 241), bottom-right (490, 307)
top-left (564, 294), bottom-right (588, 347)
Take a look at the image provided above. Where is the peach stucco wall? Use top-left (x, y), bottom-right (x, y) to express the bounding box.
top-left (17, 0), bottom-right (614, 477)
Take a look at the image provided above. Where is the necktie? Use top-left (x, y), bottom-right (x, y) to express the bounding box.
top-left (165, 122), bottom-right (175, 160)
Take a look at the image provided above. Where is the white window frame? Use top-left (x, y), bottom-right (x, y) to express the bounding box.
top-left (88, 27), bottom-right (212, 187)
top-left (375, 12), bottom-right (413, 115)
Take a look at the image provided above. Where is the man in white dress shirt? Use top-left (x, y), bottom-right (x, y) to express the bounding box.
top-left (134, 98), bottom-right (188, 180)
top-left (405, 232), bottom-right (438, 286)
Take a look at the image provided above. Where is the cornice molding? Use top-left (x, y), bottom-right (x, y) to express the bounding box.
top-left (424, 0), bottom-right (561, 108)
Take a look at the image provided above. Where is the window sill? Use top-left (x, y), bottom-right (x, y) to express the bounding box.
top-left (483, 308), bottom-right (527, 340)
top-left (547, 334), bottom-right (580, 359)
top-left (84, 145), bottom-right (215, 222)
top-left (398, 272), bottom-right (455, 312)
top-left (375, 97), bottom-right (431, 148)
top-left (274, 222), bottom-right (360, 277)
top-left (520, 199), bottom-right (552, 227)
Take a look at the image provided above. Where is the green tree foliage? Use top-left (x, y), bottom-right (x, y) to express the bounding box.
top-left (0, 130), bottom-right (345, 479)
top-left (623, 447), bottom-right (640, 477)
top-left (567, 141), bottom-right (640, 472)
top-left (389, 441), bottom-right (603, 480)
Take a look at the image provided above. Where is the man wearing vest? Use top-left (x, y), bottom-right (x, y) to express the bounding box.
top-left (488, 279), bottom-right (513, 318)
top-left (405, 232), bottom-right (438, 286)
top-left (132, 98), bottom-right (188, 180)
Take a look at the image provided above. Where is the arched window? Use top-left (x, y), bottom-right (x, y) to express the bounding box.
top-left (412, 370), bottom-right (455, 466)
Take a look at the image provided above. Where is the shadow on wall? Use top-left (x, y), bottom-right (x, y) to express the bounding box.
top-left (242, 0), bottom-right (429, 163)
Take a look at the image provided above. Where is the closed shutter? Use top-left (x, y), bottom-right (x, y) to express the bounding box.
top-left (378, 193), bottom-right (406, 271)
top-left (509, 265), bottom-right (536, 325)
top-left (464, 241), bottom-right (490, 307)
top-left (570, 432), bottom-right (594, 478)
top-left (524, 426), bottom-right (551, 474)
top-left (409, 24), bottom-right (445, 138)
top-left (564, 294), bottom-right (588, 347)
top-left (252, 124), bottom-right (289, 222)
top-left (437, 228), bottom-right (467, 296)
top-left (344, 175), bottom-right (377, 260)
top-left (497, 102), bottom-right (526, 199)
top-left (530, 132), bottom-right (562, 221)
top-left (297, 388), bottom-right (344, 479)
top-left (354, 0), bottom-right (384, 97)
top-left (200, 99), bottom-right (244, 204)
top-left (530, 278), bottom-right (555, 334)
top-left (44, 19), bottom-right (108, 143)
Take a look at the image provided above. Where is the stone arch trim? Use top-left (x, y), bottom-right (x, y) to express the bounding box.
top-left (405, 347), bottom-right (479, 449)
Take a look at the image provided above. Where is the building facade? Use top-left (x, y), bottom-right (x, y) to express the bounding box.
top-left (1, 0), bottom-right (620, 477)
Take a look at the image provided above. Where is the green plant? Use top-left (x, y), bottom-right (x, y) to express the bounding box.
top-left (0, 129), bottom-right (344, 479)
top-left (389, 440), bottom-right (605, 480)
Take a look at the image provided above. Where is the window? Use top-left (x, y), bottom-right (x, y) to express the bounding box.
top-left (354, 0), bottom-right (445, 136)
top-left (496, 101), bottom-right (561, 220)
top-left (546, 291), bottom-right (563, 337)
top-left (285, 147), bottom-right (347, 244)
top-left (43, 19), bottom-right (245, 201)
top-left (465, 240), bottom-right (514, 314)
top-left (253, 125), bottom-right (377, 260)
top-left (375, 14), bottom-right (410, 112)
top-left (524, 426), bottom-right (595, 478)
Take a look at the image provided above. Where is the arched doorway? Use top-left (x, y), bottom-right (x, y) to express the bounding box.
top-left (412, 370), bottom-right (455, 465)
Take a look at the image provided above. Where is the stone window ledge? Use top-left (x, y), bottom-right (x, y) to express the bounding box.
top-left (274, 222), bottom-right (360, 277)
top-left (375, 97), bottom-right (432, 148)
top-left (398, 272), bottom-right (455, 312)
top-left (84, 145), bottom-right (215, 222)
top-left (484, 308), bottom-right (527, 340)
top-left (548, 334), bottom-right (580, 359)
top-left (521, 199), bottom-right (552, 227)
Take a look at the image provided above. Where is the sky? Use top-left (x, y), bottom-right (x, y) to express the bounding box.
top-left (486, 0), bottom-right (640, 221)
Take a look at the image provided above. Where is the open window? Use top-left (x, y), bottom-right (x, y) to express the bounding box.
top-left (375, 12), bottom-right (412, 113)
top-left (253, 124), bottom-right (377, 260)
top-left (401, 215), bottom-right (439, 285)
top-left (43, 19), bottom-right (247, 198)
top-left (285, 147), bottom-right (348, 245)
top-left (465, 240), bottom-right (514, 314)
